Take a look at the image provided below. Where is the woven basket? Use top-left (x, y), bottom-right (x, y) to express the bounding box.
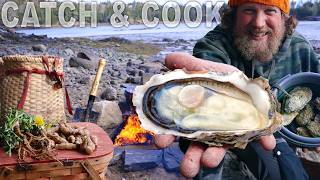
top-left (0, 55), bottom-right (67, 124)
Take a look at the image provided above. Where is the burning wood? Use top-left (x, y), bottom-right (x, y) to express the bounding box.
top-left (114, 114), bottom-right (155, 146)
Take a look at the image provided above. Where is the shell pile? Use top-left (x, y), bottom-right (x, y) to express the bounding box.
top-left (133, 69), bottom-right (283, 148)
top-left (282, 86), bottom-right (320, 137)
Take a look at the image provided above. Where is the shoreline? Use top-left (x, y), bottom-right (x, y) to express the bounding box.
top-left (8, 19), bottom-right (320, 31)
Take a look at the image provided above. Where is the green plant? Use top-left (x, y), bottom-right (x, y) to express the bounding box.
top-left (0, 109), bottom-right (40, 156)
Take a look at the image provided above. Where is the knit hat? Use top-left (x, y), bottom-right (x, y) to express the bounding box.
top-left (228, 0), bottom-right (290, 14)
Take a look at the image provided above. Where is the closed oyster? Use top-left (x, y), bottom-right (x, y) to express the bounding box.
top-left (283, 87), bottom-right (312, 113)
top-left (306, 121), bottom-right (320, 137)
top-left (314, 97), bottom-right (320, 111)
top-left (295, 103), bottom-right (315, 126)
top-left (133, 69), bottom-right (283, 148)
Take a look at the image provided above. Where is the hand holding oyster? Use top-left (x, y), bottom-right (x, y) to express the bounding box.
top-left (141, 52), bottom-right (278, 178)
top-left (133, 53), bottom-right (282, 149)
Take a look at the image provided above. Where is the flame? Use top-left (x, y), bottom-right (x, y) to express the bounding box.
top-left (114, 114), bottom-right (155, 146)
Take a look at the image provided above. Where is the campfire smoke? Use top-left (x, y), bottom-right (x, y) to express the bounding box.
top-left (114, 114), bottom-right (155, 146)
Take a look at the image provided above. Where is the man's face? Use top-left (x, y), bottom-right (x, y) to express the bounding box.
top-left (233, 3), bottom-right (286, 62)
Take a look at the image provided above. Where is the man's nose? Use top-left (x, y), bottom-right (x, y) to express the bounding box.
top-left (252, 12), bottom-right (267, 28)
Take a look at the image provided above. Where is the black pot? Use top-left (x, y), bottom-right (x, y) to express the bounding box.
top-left (273, 72), bottom-right (320, 148)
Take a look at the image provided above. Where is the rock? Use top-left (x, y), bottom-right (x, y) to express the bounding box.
top-left (63, 48), bottom-right (74, 57)
top-left (126, 67), bottom-right (137, 76)
top-left (138, 70), bottom-right (144, 76)
top-left (132, 76), bottom-right (142, 84)
top-left (110, 80), bottom-right (116, 85)
top-left (111, 71), bottom-right (120, 77)
top-left (0, 47), bottom-right (15, 56)
top-left (77, 51), bottom-right (99, 61)
top-left (32, 44), bottom-right (47, 52)
top-left (92, 100), bottom-right (123, 133)
top-left (100, 86), bottom-right (117, 100)
top-left (175, 39), bottom-right (188, 44)
top-left (69, 57), bottom-right (98, 70)
top-left (163, 38), bottom-right (174, 42)
top-left (138, 62), bottom-right (163, 74)
top-left (0, 35), bottom-right (5, 41)
top-left (99, 37), bottom-right (131, 44)
top-left (127, 59), bottom-right (133, 66)
top-left (118, 72), bottom-right (128, 80)
top-left (78, 76), bottom-right (90, 85)
top-left (141, 73), bottom-right (154, 84)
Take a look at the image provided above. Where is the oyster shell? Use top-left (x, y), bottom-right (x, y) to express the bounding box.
top-left (283, 86), bottom-right (312, 113)
top-left (306, 121), bottom-right (320, 137)
top-left (133, 69), bottom-right (282, 148)
top-left (295, 103), bottom-right (315, 126)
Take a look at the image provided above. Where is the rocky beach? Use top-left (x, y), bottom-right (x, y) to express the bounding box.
top-left (1, 29), bottom-right (320, 179)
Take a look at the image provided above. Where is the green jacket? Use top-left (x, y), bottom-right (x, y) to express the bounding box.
top-left (193, 25), bottom-right (320, 85)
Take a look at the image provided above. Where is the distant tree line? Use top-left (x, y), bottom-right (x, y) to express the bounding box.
top-left (291, 1), bottom-right (320, 19)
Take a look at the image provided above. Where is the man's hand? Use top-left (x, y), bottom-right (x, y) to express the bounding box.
top-left (154, 52), bottom-right (277, 178)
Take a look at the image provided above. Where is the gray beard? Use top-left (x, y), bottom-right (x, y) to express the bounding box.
top-left (233, 25), bottom-right (285, 62)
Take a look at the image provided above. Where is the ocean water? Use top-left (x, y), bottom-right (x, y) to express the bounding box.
top-left (16, 21), bottom-right (320, 42)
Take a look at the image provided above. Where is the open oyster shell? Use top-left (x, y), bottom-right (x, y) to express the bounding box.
top-left (133, 69), bottom-right (283, 148)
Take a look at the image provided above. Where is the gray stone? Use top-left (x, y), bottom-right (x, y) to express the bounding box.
top-left (127, 59), bottom-right (133, 66)
top-left (63, 48), bottom-right (74, 57)
top-left (132, 76), bottom-right (142, 84)
top-left (110, 80), bottom-right (116, 85)
top-left (141, 73), bottom-right (154, 84)
top-left (92, 100), bottom-right (123, 131)
top-left (163, 38), bottom-right (174, 42)
top-left (0, 35), bottom-right (5, 41)
top-left (100, 86), bottom-right (117, 100)
top-left (78, 76), bottom-right (90, 85)
top-left (77, 50), bottom-right (99, 61)
top-left (138, 70), bottom-right (144, 76)
top-left (111, 71), bottom-right (120, 77)
top-left (126, 68), bottom-right (137, 76)
top-left (69, 57), bottom-right (98, 70)
top-left (32, 44), bottom-right (47, 52)
top-left (138, 62), bottom-right (163, 74)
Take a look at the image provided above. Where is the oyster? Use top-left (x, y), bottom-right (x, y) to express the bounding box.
top-left (133, 69), bottom-right (282, 148)
top-left (314, 97), bottom-right (320, 111)
top-left (296, 127), bottom-right (311, 137)
top-left (283, 87), bottom-right (312, 113)
top-left (306, 121), bottom-right (320, 137)
top-left (295, 103), bottom-right (315, 126)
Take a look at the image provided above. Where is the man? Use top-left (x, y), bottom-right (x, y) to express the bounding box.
top-left (155, 0), bottom-right (320, 179)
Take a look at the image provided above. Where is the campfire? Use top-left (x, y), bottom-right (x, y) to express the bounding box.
top-left (114, 114), bottom-right (155, 146)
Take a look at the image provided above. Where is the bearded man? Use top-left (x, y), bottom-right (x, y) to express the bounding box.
top-left (155, 0), bottom-right (320, 180)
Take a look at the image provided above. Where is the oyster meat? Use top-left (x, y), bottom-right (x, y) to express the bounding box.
top-left (133, 69), bottom-right (282, 148)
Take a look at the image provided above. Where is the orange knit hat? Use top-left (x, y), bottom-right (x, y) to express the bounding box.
top-left (228, 0), bottom-right (290, 14)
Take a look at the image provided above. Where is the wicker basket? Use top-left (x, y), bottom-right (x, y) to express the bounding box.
top-left (0, 55), bottom-right (67, 124)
